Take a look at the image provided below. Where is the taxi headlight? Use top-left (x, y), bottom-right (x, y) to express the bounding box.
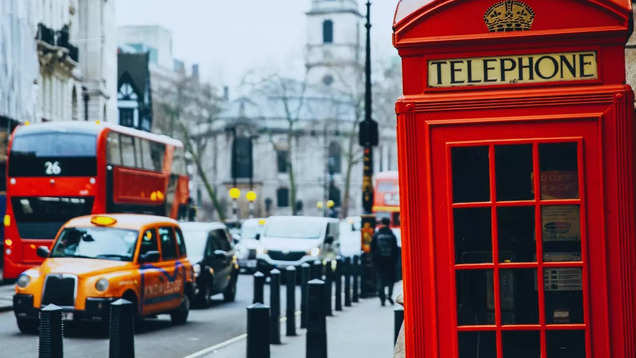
top-left (95, 278), bottom-right (109, 292)
top-left (193, 264), bottom-right (201, 277)
top-left (16, 274), bottom-right (30, 288)
top-left (307, 247), bottom-right (320, 257)
top-left (257, 247), bottom-right (267, 256)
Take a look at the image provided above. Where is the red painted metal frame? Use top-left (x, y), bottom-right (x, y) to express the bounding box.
top-left (393, 1), bottom-right (635, 357)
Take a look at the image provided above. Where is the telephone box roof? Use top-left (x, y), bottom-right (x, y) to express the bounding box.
top-left (393, 0), bottom-right (632, 27)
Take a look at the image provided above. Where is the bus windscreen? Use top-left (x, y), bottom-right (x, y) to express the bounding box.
top-left (9, 132), bottom-right (97, 177)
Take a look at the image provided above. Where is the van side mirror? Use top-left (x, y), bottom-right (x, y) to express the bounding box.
top-left (325, 236), bottom-right (334, 245)
top-left (36, 246), bottom-right (50, 258)
top-left (139, 251), bottom-right (160, 263)
top-left (255, 233), bottom-right (260, 240)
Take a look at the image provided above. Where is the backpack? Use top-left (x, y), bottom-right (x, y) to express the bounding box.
top-left (375, 232), bottom-right (395, 258)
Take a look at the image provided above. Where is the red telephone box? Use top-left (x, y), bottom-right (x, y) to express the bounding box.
top-left (393, 0), bottom-right (636, 357)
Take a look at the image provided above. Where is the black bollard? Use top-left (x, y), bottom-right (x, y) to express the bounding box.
top-left (360, 252), bottom-right (368, 298)
top-left (109, 298), bottom-right (135, 358)
top-left (311, 260), bottom-right (322, 280)
top-left (247, 303), bottom-right (270, 358)
top-left (300, 263), bottom-right (310, 329)
top-left (324, 261), bottom-right (333, 316)
top-left (352, 255), bottom-right (360, 303)
top-left (306, 279), bottom-right (327, 358)
top-left (344, 257), bottom-right (352, 307)
top-left (394, 308), bottom-right (404, 345)
top-left (39, 304), bottom-right (63, 358)
top-left (286, 266), bottom-right (297, 337)
top-left (335, 257), bottom-right (343, 311)
top-left (269, 269), bottom-right (281, 344)
top-left (253, 271), bottom-right (265, 304)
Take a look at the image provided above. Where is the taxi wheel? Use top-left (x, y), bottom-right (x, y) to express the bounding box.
top-left (170, 294), bottom-right (190, 325)
top-left (196, 285), bottom-right (212, 307)
top-left (223, 272), bottom-right (238, 302)
top-left (16, 318), bottom-right (38, 334)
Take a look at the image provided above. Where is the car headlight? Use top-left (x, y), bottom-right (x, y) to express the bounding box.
top-left (95, 278), bottom-right (109, 292)
top-left (257, 247), bottom-right (267, 256)
top-left (16, 274), bottom-right (30, 288)
top-left (193, 263), bottom-right (201, 277)
top-left (307, 247), bottom-right (320, 257)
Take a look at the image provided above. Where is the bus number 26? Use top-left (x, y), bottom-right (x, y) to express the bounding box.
top-left (44, 161), bottom-right (62, 175)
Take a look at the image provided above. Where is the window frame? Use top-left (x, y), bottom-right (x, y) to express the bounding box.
top-left (447, 137), bottom-right (590, 358)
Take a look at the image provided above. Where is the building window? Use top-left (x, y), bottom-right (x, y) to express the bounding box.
top-left (119, 108), bottom-right (134, 127)
top-left (232, 137), bottom-right (253, 179)
top-left (277, 150), bottom-right (289, 173)
top-left (323, 20), bottom-right (334, 44)
top-left (277, 188), bottom-right (289, 208)
top-left (328, 141), bottom-right (342, 174)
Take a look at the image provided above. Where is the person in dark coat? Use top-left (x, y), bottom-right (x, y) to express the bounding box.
top-left (370, 217), bottom-right (399, 306)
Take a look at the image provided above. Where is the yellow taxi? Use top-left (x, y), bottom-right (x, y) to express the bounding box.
top-left (13, 214), bottom-right (194, 333)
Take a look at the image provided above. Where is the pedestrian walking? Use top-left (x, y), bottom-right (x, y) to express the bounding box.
top-left (370, 217), bottom-right (399, 306)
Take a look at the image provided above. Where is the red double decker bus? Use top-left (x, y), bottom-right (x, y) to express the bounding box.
top-left (373, 171), bottom-right (400, 230)
top-left (2, 121), bottom-right (190, 279)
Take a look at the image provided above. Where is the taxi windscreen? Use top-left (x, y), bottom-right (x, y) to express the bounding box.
top-left (9, 132), bottom-right (97, 177)
top-left (51, 227), bottom-right (139, 261)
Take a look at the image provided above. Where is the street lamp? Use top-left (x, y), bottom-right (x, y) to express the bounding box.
top-left (229, 187), bottom-right (241, 221)
top-left (246, 190), bottom-right (257, 218)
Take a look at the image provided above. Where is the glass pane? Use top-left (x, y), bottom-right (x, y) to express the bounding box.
top-left (498, 206), bottom-right (535, 262)
top-left (502, 331), bottom-right (540, 358)
top-left (496, 145), bottom-right (533, 201)
top-left (542, 205), bottom-right (581, 262)
top-left (454, 208), bottom-right (492, 264)
top-left (540, 143), bottom-right (579, 200)
top-left (452, 146), bottom-right (490, 203)
top-left (456, 270), bottom-right (494, 325)
top-left (546, 330), bottom-right (585, 358)
top-left (500, 269), bottom-right (539, 324)
top-left (544, 267), bottom-right (584, 324)
top-left (458, 331), bottom-right (496, 358)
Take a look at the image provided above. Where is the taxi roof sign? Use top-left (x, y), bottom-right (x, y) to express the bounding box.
top-left (91, 216), bottom-right (117, 226)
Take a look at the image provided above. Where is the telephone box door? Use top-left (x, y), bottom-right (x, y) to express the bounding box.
top-left (430, 117), bottom-right (607, 358)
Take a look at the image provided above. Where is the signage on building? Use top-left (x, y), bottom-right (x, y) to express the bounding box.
top-left (428, 51), bottom-right (598, 87)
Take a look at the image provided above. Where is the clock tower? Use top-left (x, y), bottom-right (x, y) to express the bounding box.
top-left (305, 0), bottom-right (363, 90)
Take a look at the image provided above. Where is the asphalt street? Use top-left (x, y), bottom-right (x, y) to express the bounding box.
top-left (0, 274), bottom-right (303, 358)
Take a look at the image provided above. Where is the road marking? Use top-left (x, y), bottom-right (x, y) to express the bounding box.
top-left (182, 333), bottom-right (247, 358)
top-left (183, 310), bottom-right (302, 358)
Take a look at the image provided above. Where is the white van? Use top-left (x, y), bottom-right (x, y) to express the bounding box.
top-left (256, 216), bottom-right (340, 271)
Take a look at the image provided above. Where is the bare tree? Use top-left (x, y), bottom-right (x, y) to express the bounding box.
top-left (156, 75), bottom-right (226, 221)
top-left (247, 73), bottom-right (308, 215)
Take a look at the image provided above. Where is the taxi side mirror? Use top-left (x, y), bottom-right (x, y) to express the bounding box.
top-left (325, 236), bottom-right (334, 245)
top-left (255, 233), bottom-right (260, 241)
top-left (139, 251), bottom-right (160, 263)
top-left (36, 246), bottom-right (50, 258)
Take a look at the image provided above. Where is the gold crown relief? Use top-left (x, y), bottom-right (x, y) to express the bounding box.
top-left (484, 0), bottom-right (535, 32)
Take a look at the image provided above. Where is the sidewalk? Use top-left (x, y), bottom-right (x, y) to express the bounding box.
top-left (0, 281), bottom-right (13, 312)
top-left (200, 283), bottom-right (402, 358)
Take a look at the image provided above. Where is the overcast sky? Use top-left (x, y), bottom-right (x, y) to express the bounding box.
top-left (115, 0), bottom-right (401, 90)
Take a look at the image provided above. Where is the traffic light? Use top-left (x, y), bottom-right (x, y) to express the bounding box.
top-left (358, 119), bottom-right (378, 147)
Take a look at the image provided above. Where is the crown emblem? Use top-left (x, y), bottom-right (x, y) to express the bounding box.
top-left (484, 0), bottom-right (535, 32)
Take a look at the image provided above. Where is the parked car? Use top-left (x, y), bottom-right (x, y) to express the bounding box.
top-left (13, 214), bottom-right (194, 333)
top-left (257, 216), bottom-right (340, 272)
top-left (179, 222), bottom-right (239, 306)
top-left (236, 218), bottom-right (266, 273)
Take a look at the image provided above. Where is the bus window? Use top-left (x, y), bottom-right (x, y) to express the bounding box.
top-left (150, 141), bottom-right (165, 171)
top-left (140, 140), bottom-right (154, 171)
top-left (120, 135), bottom-right (136, 168)
top-left (134, 138), bottom-right (143, 169)
top-left (107, 132), bottom-right (121, 165)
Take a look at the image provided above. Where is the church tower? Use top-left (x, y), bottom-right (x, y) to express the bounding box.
top-left (305, 0), bottom-right (363, 91)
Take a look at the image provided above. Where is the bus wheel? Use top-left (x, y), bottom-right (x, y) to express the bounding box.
top-left (170, 294), bottom-right (190, 325)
